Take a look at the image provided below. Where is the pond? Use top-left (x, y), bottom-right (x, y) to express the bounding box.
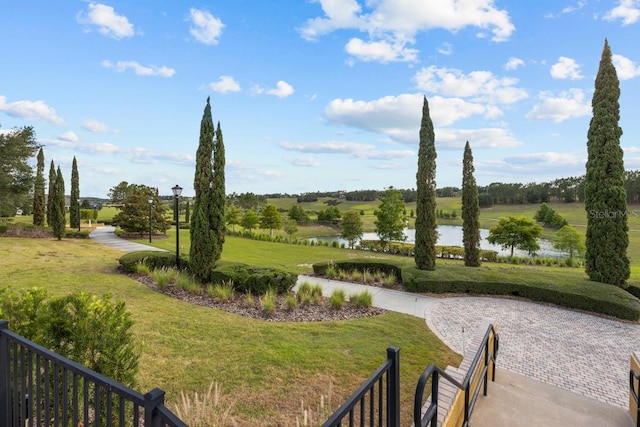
top-left (311, 224), bottom-right (566, 258)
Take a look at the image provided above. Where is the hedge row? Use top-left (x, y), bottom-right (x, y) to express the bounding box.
top-left (313, 259), bottom-right (402, 279)
top-left (358, 240), bottom-right (498, 262)
top-left (119, 252), bottom-right (296, 295)
top-left (401, 266), bottom-right (640, 321)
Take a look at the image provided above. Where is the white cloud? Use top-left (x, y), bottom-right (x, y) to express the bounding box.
top-left (284, 156), bottom-right (321, 167)
top-left (545, 1), bottom-right (586, 18)
top-left (345, 38), bottom-right (418, 62)
top-left (78, 3), bottom-right (136, 39)
top-left (414, 66), bottom-right (528, 104)
top-left (505, 57), bottom-right (524, 70)
top-left (437, 42), bottom-right (453, 56)
top-left (0, 96), bottom-right (64, 124)
top-left (299, 0), bottom-right (514, 63)
top-left (526, 89), bottom-right (591, 122)
top-left (83, 119), bottom-right (110, 133)
top-left (550, 57), bottom-right (583, 80)
top-left (266, 81), bottom-right (294, 98)
top-left (101, 60), bottom-right (175, 77)
top-left (502, 152), bottom-right (582, 167)
top-left (58, 131), bottom-right (79, 143)
top-left (435, 128), bottom-right (522, 150)
top-left (189, 8), bottom-right (224, 45)
top-left (612, 54), bottom-right (640, 80)
top-left (604, 0), bottom-right (640, 25)
top-left (209, 76), bottom-right (241, 93)
top-left (279, 141), bottom-right (413, 160)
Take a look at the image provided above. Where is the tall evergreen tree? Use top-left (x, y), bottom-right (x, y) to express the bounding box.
top-left (462, 141), bottom-right (481, 266)
top-left (70, 156), bottom-right (80, 229)
top-left (414, 96), bottom-right (437, 270)
top-left (46, 160), bottom-right (56, 226)
top-left (210, 122), bottom-right (226, 264)
top-left (190, 97), bottom-right (216, 283)
top-left (584, 39), bottom-right (629, 287)
top-left (52, 166), bottom-right (66, 240)
top-left (32, 148), bottom-right (46, 226)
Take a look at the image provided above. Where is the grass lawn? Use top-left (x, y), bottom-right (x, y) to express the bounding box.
top-left (1, 237), bottom-right (460, 425)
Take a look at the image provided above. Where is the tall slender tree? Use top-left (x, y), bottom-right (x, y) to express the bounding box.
top-left (190, 97), bottom-right (216, 283)
top-left (47, 160), bottom-right (56, 226)
top-left (462, 141), bottom-right (481, 266)
top-left (584, 39), bottom-right (629, 287)
top-left (32, 148), bottom-right (46, 226)
top-left (70, 156), bottom-right (80, 229)
top-left (52, 166), bottom-right (66, 240)
top-left (414, 96), bottom-right (437, 270)
top-left (210, 122), bottom-right (226, 264)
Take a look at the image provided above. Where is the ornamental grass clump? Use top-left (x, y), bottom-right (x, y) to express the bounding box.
top-left (151, 267), bottom-right (176, 290)
top-left (208, 281), bottom-right (235, 301)
top-left (329, 289), bottom-right (346, 309)
top-left (285, 294), bottom-right (298, 311)
top-left (173, 381), bottom-right (235, 427)
top-left (261, 288), bottom-right (277, 315)
top-left (349, 290), bottom-right (373, 308)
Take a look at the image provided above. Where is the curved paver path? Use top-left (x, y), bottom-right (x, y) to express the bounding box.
top-left (425, 297), bottom-right (640, 409)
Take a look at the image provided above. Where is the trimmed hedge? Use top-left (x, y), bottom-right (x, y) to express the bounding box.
top-left (313, 259), bottom-right (402, 279)
top-left (118, 251), bottom-right (189, 273)
top-left (402, 266), bottom-right (640, 321)
top-left (210, 261), bottom-right (297, 294)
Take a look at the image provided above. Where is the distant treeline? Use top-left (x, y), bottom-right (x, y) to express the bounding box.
top-left (234, 170), bottom-right (640, 207)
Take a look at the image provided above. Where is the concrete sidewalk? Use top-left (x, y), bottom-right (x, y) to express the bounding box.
top-left (89, 225), bottom-right (167, 252)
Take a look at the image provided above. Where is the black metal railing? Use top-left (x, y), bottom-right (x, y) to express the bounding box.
top-left (414, 323), bottom-right (498, 427)
top-left (322, 346), bottom-right (400, 427)
top-left (630, 368), bottom-right (639, 427)
top-left (0, 320), bottom-right (187, 427)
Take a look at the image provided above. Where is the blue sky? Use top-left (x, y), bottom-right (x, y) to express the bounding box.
top-left (1, 1), bottom-right (639, 198)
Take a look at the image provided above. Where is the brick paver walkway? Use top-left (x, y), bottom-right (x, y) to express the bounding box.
top-left (425, 297), bottom-right (640, 408)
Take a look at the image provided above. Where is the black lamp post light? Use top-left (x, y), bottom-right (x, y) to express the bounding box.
top-left (148, 198), bottom-right (153, 243)
top-left (172, 185), bottom-right (183, 269)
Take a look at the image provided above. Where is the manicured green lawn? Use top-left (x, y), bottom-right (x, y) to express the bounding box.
top-left (1, 237), bottom-right (459, 425)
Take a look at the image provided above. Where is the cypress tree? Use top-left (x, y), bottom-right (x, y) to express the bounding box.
top-left (462, 141), bottom-right (481, 267)
top-left (70, 156), bottom-right (80, 229)
top-left (184, 200), bottom-right (190, 223)
top-left (210, 122), bottom-right (226, 264)
top-left (47, 160), bottom-right (55, 226)
top-left (414, 96), bottom-right (437, 270)
top-left (52, 166), bottom-right (66, 240)
top-left (190, 97), bottom-right (216, 283)
top-left (584, 39), bottom-right (629, 286)
top-left (32, 148), bottom-right (46, 226)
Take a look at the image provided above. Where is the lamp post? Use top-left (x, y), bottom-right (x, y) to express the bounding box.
top-left (171, 185), bottom-right (183, 268)
top-left (77, 200), bottom-right (81, 232)
top-left (148, 198), bottom-right (153, 243)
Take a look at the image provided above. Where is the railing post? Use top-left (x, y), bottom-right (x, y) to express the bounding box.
top-left (431, 372), bottom-right (439, 427)
top-left (0, 321), bottom-right (10, 427)
top-left (144, 387), bottom-right (165, 427)
top-left (386, 346), bottom-right (400, 427)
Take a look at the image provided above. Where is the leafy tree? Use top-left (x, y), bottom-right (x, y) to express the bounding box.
top-left (283, 219), bottom-right (298, 236)
top-left (32, 147), bottom-right (46, 226)
top-left (554, 225), bottom-right (585, 261)
top-left (341, 210), bottom-right (363, 249)
top-left (113, 184), bottom-right (167, 236)
top-left (52, 166), bottom-right (66, 240)
top-left (462, 141), bottom-right (480, 267)
top-left (534, 203), bottom-right (568, 228)
top-left (70, 156), bottom-right (80, 229)
top-left (584, 39), bottom-right (629, 286)
top-left (288, 205), bottom-right (309, 222)
top-left (210, 121), bottom-right (226, 264)
top-left (414, 96), bottom-right (437, 270)
top-left (184, 200), bottom-right (190, 223)
top-left (375, 187), bottom-right (406, 249)
top-left (226, 205), bottom-right (241, 231)
top-left (190, 97), bottom-right (216, 283)
top-left (487, 216), bottom-right (542, 257)
top-left (317, 206), bottom-right (341, 221)
top-left (108, 181), bottom-right (131, 205)
top-left (0, 126), bottom-right (39, 217)
top-left (47, 160), bottom-right (56, 226)
top-left (260, 204), bottom-right (282, 237)
top-left (240, 209), bottom-right (259, 232)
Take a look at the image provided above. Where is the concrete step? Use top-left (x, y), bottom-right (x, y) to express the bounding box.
top-left (471, 369), bottom-right (633, 427)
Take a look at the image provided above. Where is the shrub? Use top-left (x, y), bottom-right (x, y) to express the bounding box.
top-left (0, 287), bottom-right (139, 387)
top-left (285, 294), bottom-right (298, 311)
top-left (330, 289), bottom-right (346, 309)
top-left (135, 261), bottom-right (150, 275)
top-left (382, 272), bottom-right (397, 288)
top-left (119, 251), bottom-right (187, 273)
top-left (210, 262), bottom-right (297, 295)
top-left (151, 267), bottom-right (175, 290)
top-left (349, 291), bottom-right (373, 308)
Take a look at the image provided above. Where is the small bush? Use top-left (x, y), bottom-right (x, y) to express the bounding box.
top-left (330, 289), bottom-right (346, 309)
top-left (349, 291), bottom-right (373, 308)
top-left (119, 251), bottom-right (186, 273)
top-left (325, 264), bottom-right (337, 279)
top-left (135, 262), bottom-right (150, 275)
top-left (208, 281), bottom-right (235, 301)
top-left (261, 288), bottom-right (277, 315)
top-left (285, 294), bottom-right (298, 311)
top-left (151, 267), bottom-right (175, 290)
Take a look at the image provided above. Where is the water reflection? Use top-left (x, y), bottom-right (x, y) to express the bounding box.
top-left (311, 225), bottom-right (566, 258)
